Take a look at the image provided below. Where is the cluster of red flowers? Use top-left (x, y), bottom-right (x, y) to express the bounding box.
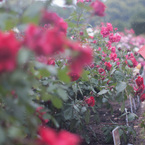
top-left (91, 0), bottom-right (106, 16)
top-left (102, 51), bottom-right (107, 57)
top-left (85, 96), bottom-right (95, 107)
top-left (68, 42), bottom-right (93, 75)
top-left (109, 53), bottom-right (117, 61)
top-left (24, 24), bottom-right (66, 56)
top-left (38, 127), bottom-right (80, 145)
top-left (135, 76), bottom-right (144, 96)
top-left (40, 10), bottom-right (68, 35)
top-left (109, 33), bottom-right (121, 43)
top-left (0, 10), bottom-right (93, 80)
top-left (126, 53), bottom-right (138, 68)
top-left (100, 23), bottom-right (121, 67)
top-left (140, 93), bottom-right (145, 102)
top-left (35, 107), bottom-right (49, 125)
top-left (0, 32), bottom-right (20, 73)
top-left (24, 11), bottom-right (93, 78)
top-left (106, 41), bottom-right (111, 49)
top-left (104, 62), bottom-right (112, 71)
top-left (101, 23), bottom-right (113, 38)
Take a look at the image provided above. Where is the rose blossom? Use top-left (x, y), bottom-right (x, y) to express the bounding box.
top-left (135, 76), bottom-right (144, 87)
top-left (101, 23), bottom-right (113, 38)
top-left (0, 31), bottom-right (20, 73)
top-left (40, 10), bottom-right (68, 34)
top-left (111, 46), bottom-right (116, 53)
top-left (38, 127), bottom-right (80, 145)
top-left (68, 72), bottom-right (80, 81)
top-left (47, 58), bottom-right (55, 65)
top-left (98, 68), bottom-right (106, 76)
top-left (109, 53), bottom-right (117, 61)
top-left (140, 93), bottom-right (145, 102)
top-left (90, 0), bottom-right (106, 16)
top-left (85, 96), bottom-right (95, 107)
top-left (126, 53), bottom-right (138, 68)
top-left (104, 62), bottom-right (112, 71)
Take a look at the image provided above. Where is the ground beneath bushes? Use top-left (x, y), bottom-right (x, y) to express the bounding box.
top-left (134, 101), bottom-right (145, 145)
top-left (81, 100), bottom-right (145, 145)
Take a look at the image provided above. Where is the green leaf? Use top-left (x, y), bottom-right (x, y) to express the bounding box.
top-left (0, 13), bottom-right (14, 30)
top-left (72, 84), bottom-right (78, 96)
top-left (51, 97), bottom-right (62, 109)
top-left (116, 82), bottom-right (127, 94)
top-left (85, 109), bottom-right (90, 124)
top-left (110, 67), bottom-right (116, 75)
top-left (78, 84), bottom-right (83, 95)
top-left (126, 85), bottom-right (135, 96)
top-left (58, 68), bottom-right (70, 83)
top-left (121, 101), bottom-right (125, 112)
top-left (57, 88), bottom-right (68, 101)
top-left (47, 66), bottom-right (57, 75)
top-left (8, 127), bottom-right (22, 138)
top-left (81, 70), bottom-right (89, 81)
top-left (42, 93), bottom-right (52, 101)
top-left (114, 71), bottom-right (124, 81)
top-left (102, 97), bottom-right (108, 103)
top-left (17, 48), bottom-right (33, 65)
top-left (74, 105), bottom-right (80, 112)
top-left (0, 127), bottom-right (5, 143)
top-left (127, 60), bottom-right (133, 67)
top-left (51, 117), bottom-right (60, 128)
top-left (128, 113), bottom-right (138, 121)
top-left (81, 106), bottom-right (87, 114)
top-left (98, 89), bottom-right (108, 95)
top-left (39, 69), bottom-right (50, 77)
top-left (63, 106), bottom-right (73, 120)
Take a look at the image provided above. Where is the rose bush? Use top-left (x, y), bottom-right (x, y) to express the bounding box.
top-left (0, 0), bottom-right (144, 145)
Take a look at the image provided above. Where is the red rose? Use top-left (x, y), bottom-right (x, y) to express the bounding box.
top-left (91, 0), bottom-right (106, 16)
top-left (106, 41), bottom-right (112, 49)
top-left (38, 127), bottom-right (80, 145)
top-left (0, 32), bottom-right (20, 73)
top-left (135, 84), bottom-right (144, 96)
top-left (101, 23), bottom-right (113, 38)
top-left (104, 62), bottom-right (112, 71)
top-left (96, 65), bottom-right (100, 68)
top-left (109, 33), bottom-right (121, 43)
top-left (85, 96), bottom-right (95, 107)
top-left (140, 93), bottom-right (145, 102)
top-left (47, 58), bottom-right (55, 65)
top-left (98, 68), bottom-right (106, 76)
top-left (41, 10), bottom-right (68, 34)
top-left (109, 53), bottom-right (117, 61)
top-left (111, 46), bottom-right (116, 53)
top-left (68, 43), bottom-right (93, 75)
top-left (126, 53), bottom-right (138, 68)
top-left (68, 72), bottom-right (80, 81)
top-left (135, 76), bottom-right (144, 87)
top-left (24, 24), bottom-right (65, 56)
top-left (89, 63), bottom-right (95, 68)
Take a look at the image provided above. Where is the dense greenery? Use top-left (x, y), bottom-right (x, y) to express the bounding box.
top-left (105, 0), bottom-right (145, 34)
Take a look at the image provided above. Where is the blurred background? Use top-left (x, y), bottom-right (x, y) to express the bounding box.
top-left (0, 0), bottom-right (145, 35)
